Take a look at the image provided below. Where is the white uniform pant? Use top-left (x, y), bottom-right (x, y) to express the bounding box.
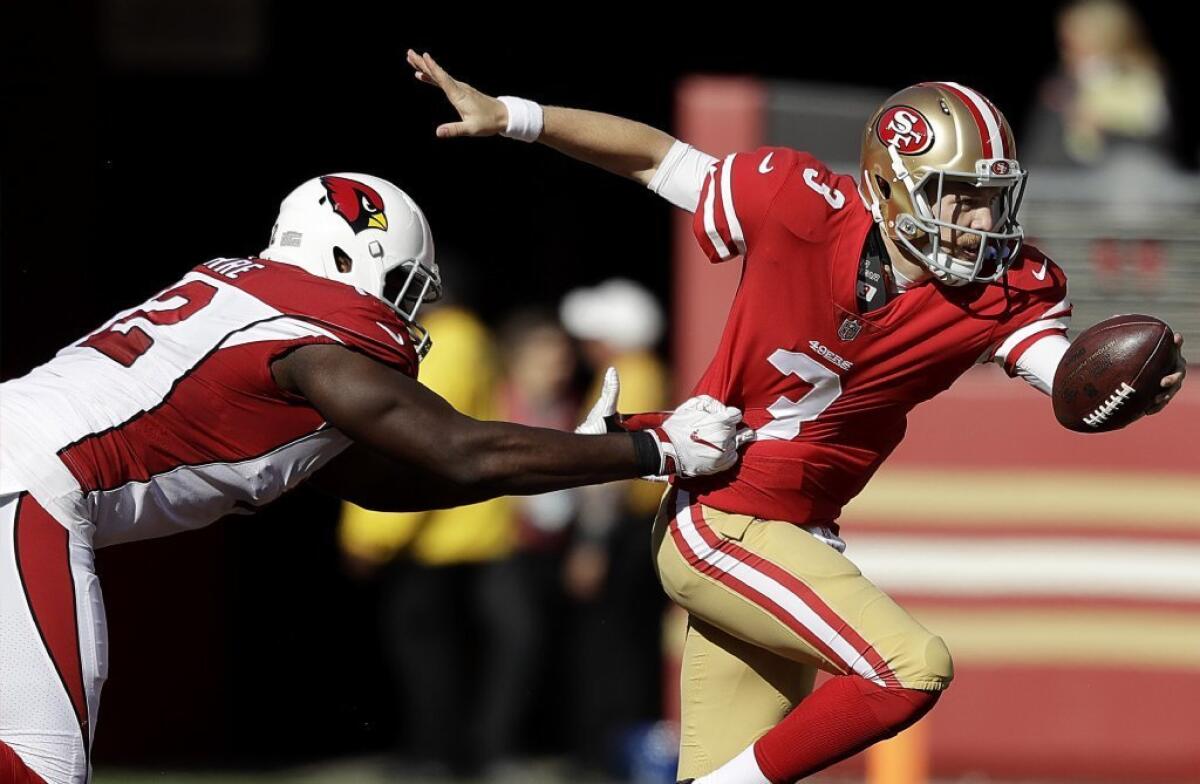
top-left (0, 491), bottom-right (106, 784)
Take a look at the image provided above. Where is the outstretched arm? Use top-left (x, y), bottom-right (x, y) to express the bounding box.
top-left (407, 49), bottom-right (715, 212)
top-left (273, 344), bottom-right (744, 509)
top-left (407, 49), bottom-right (675, 184)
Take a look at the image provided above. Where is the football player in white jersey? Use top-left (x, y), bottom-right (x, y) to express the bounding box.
top-left (0, 172), bottom-right (750, 784)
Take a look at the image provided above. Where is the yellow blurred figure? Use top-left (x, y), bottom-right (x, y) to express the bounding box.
top-left (1056, 0), bottom-right (1170, 163)
top-left (339, 305), bottom-right (535, 776)
top-left (339, 305), bottom-right (515, 567)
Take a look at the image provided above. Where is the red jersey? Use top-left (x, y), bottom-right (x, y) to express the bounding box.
top-left (679, 148), bottom-right (1071, 528)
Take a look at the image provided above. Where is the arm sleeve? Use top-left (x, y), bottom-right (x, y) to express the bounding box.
top-left (981, 254), bottom-right (1072, 389)
top-left (987, 309), bottom-right (1071, 375)
top-left (646, 140), bottom-right (718, 213)
top-left (689, 148), bottom-right (791, 264)
top-left (1006, 332), bottom-right (1071, 395)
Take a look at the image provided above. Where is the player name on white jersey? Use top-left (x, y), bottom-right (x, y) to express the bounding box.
top-left (204, 257), bottom-right (266, 279)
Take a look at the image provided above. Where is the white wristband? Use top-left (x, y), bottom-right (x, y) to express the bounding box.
top-left (498, 96), bottom-right (544, 143)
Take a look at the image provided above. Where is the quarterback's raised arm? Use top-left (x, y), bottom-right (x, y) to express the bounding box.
top-left (273, 344), bottom-right (743, 509)
top-left (407, 49), bottom-right (715, 212)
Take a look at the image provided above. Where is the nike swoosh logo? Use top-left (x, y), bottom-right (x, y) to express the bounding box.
top-left (376, 321), bottom-right (406, 346)
top-left (690, 432), bottom-right (723, 452)
top-left (1032, 260), bottom-right (1048, 281)
top-left (758, 153), bottom-right (775, 174)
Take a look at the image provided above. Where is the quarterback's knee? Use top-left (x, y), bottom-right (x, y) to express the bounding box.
top-left (921, 633), bottom-right (954, 689)
top-left (888, 632), bottom-right (954, 692)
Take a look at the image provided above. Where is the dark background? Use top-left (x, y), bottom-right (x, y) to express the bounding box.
top-left (2, 1), bottom-right (1195, 769)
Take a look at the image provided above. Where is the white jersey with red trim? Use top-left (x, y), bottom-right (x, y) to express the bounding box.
top-left (679, 147), bottom-right (1071, 528)
top-left (0, 258), bottom-right (419, 547)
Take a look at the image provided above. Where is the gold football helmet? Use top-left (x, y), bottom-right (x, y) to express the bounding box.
top-left (859, 82), bottom-right (1026, 286)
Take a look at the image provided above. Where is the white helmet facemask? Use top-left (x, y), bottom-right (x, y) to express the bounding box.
top-left (260, 173), bottom-right (441, 359)
top-left (859, 82), bottom-right (1029, 288)
top-left (887, 146), bottom-right (1027, 287)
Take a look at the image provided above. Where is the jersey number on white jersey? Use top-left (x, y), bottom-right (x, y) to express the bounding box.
top-left (80, 281), bottom-right (218, 366)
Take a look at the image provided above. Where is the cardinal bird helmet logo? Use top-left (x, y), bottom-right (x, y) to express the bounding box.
top-left (320, 175), bottom-right (389, 234)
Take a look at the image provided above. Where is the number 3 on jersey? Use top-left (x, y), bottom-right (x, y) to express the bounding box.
top-left (758, 349), bottom-right (842, 440)
top-left (803, 168), bottom-right (845, 209)
top-left (81, 280), bottom-right (218, 366)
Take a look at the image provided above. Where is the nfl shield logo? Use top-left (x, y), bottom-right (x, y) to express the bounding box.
top-left (838, 317), bottom-right (862, 341)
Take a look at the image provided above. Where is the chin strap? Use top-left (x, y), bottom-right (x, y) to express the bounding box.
top-left (859, 170), bottom-right (884, 224)
top-left (888, 145), bottom-right (916, 194)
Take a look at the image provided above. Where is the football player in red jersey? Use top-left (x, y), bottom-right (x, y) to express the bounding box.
top-left (411, 51), bottom-right (1188, 784)
top-left (0, 172), bottom-right (750, 784)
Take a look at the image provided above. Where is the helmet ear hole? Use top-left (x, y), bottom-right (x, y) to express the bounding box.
top-left (333, 246), bottom-right (353, 273)
top-left (874, 175), bottom-right (891, 200)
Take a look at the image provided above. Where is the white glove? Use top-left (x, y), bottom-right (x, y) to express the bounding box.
top-left (575, 367), bottom-right (621, 435)
top-left (650, 395), bottom-right (749, 478)
top-left (575, 370), bottom-right (753, 479)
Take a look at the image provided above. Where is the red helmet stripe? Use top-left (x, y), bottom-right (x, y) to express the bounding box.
top-left (931, 82), bottom-right (1005, 159)
top-left (979, 92), bottom-right (1016, 158)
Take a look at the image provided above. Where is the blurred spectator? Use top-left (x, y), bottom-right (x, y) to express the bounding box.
top-left (559, 279), bottom-right (671, 777)
top-left (496, 311), bottom-right (582, 553)
top-left (338, 304), bottom-right (536, 780)
top-left (491, 311), bottom-right (582, 761)
top-left (1026, 0), bottom-right (1180, 295)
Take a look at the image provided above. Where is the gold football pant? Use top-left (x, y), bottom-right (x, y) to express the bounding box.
top-left (652, 488), bottom-right (953, 779)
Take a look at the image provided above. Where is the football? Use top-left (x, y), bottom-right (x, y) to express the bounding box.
top-left (1052, 314), bottom-right (1177, 433)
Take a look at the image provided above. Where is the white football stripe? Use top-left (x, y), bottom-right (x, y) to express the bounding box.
top-left (673, 491), bottom-right (886, 685)
top-left (701, 167), bottom-right (732, 260)
top-left (220, 317), bottom-right (339, 349)
top-left (993, 315), bottom-right (1071, 364)
top-left (719, 154), bottom-right (746, 255)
